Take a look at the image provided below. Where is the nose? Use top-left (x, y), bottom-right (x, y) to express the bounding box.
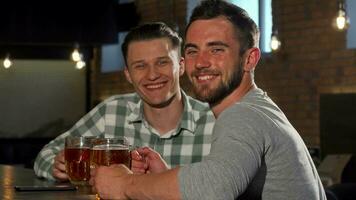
top-left (195, 51), bottom-right (211, 69)
top-left (147, 65), bottom-right (160, 80)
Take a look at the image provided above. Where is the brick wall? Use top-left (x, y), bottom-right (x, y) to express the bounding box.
top-left (91, 0), bottom-right (356, 147)
top-left (257, 0), bottom-right (356, 147)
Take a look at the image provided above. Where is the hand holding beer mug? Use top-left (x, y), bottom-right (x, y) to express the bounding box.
top-left (64, 136), bottom-right (91, 185)
top-left (90, 137), bottom-right (131, 168)
top-left (90, 137), bottom-right (131, 199)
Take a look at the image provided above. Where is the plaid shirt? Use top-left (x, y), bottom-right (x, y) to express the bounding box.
top-left (34, 91), bottom-right (215, 180)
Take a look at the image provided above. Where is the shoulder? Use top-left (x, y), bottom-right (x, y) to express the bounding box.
top-left (101, 93), bottom-right (140, 105)
top-left (184, 94), bottom-right (215, 122)
top-left (217, 103), bottom-right (261, 128)
top-left (185, 94), bottom-right (211, 112)
top-left (89, 93), bottom-right (140, 113)
top-left (217, 88), bottom-right (282, 127)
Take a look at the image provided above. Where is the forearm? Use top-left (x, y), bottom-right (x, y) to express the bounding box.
top-left (126, 167), bottom-right (181, 200)
top-left (34, 149), bottom-right (57, 180)
top-left (34, 133), bottom-right (67, 180)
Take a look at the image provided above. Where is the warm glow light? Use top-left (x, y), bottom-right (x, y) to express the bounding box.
top-left (3, 57), bottom-right (12, 69)
top-left (336, 10), bottom-right (347, 30)
top-left (270, 35), bottom-right (281, 51)
top-left (75, 60), bottom-right (86, 69)
top-left (334, 2), bottom-right (349, 31)
top-left (71, 49), bottom-right (82, 62)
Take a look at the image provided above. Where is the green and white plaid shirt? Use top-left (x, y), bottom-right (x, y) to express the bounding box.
top-left (34, 91), bottom-right (215, 180)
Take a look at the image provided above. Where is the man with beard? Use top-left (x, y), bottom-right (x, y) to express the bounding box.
top-left (89, 0), bottom-right (326, 199)
top-left (34, 22), bottom-right (215, 181)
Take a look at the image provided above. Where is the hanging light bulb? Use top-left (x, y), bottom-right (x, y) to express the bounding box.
top-left (75, 60), bottom-right (86, 69)
top-left (71, 43), bottom-right (82, 62)
top-left (71, 49), bottom-right (81, 62)
top-left (334, 1), bottom-right (349, 31)
top-left (270, 31), bottom-right (281, 51)
top-left (3, 54), bottom-right (12, 69)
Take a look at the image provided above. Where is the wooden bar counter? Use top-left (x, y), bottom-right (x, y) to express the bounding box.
top-left (0, 165), bottom-right (95, 200)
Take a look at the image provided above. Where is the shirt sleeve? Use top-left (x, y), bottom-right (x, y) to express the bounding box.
top-left (178, 106), bottom-right (265, 200)
top-left (33, 105), bottom-right (106, 180)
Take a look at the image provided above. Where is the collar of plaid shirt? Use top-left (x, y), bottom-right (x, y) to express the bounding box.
top-left (126, 90), bottom-right (199, 137)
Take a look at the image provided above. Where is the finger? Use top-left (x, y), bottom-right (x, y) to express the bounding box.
top-left (131, 167), bottom-right (146, 174)
top-left (55, 151), bottom-right (66, 164)
top-left (131, 150), bottom-right (143, 161)
top-left (54, 160), bottom-right (66, 172)
top-left (137, 147), bottom-right (161, 160)
top-left (136, 147), bottom-right (153, 155)
top-left (131, 159), bottom-right (146, 168)
top-left (52, 168), bottom-right (68, 180)
top-left (58, 151), bottom-right (65, 162)
top-left (119, 164), bottom-right (133, 174)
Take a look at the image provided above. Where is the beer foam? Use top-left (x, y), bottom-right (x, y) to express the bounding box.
top-left (92, 144), bottom-right (129, 150)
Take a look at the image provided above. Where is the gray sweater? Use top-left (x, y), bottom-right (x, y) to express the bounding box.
top-left (179, 88), bottom-right (326, 200)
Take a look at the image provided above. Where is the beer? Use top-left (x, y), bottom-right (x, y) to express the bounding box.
top-left (91, 144), bottom-right (130, 168)
top-left (65, 147), bottom-right (91, 185)
top-left (64, 136), bottom-right (93, 185)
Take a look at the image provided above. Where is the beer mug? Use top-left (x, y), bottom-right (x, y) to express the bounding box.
top-left (90, 137), bottom-right (131, 168)
top-left (64, 136), bottom-right (92, 185)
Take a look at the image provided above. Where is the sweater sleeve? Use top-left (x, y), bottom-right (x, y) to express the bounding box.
top-left (178, 106), bottom-right (265, 200)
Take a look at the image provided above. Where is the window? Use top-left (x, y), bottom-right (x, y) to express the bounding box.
top-left (346, 0), bottom-right (356, 49)
top-left (101, 32), bottom-right (128, 73)
top-left (187, 0), bottom-right (273, 53)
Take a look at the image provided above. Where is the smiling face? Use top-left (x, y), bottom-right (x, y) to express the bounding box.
top-left (125, 38), bottom-right (184, 108)
top-left (184, 17), bottom-right (244, 105)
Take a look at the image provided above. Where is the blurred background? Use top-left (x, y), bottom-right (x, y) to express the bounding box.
top-left (0, 0), bottom-right (355, 196)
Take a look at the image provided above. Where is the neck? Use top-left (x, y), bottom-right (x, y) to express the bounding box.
top-left (212, 75), bottom-right (256, 117)
top-left (143, 91), bottom-right (183, 135)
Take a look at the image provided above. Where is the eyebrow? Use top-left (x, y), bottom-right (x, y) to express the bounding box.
top-left (130, 56), bottom-right (170, 65)
top-left (184, 41), bottom-right (230, 51)
top-left (207, 41), bottom-right (229, 47)
top-left (156, 56), bottom-right (170, 60)
top-left (184, 43), bottom-right (198, 50)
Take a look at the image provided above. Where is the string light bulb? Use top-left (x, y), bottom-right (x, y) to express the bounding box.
top-left (270, 31), bottom-right (281, 51)
top-left (71, 44), bottom-right (82, 62)
top-left (3, 54), bottom-right (12, 69)
top-left (334, 1), bottom-right (349, 31)
top-left (75, 60), bottom-right (86, 69)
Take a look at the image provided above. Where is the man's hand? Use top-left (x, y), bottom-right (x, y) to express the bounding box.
top-left (131, 147), bottom-right (169, 174)
top-left (130, 150), bottom-right (147, 174)
top-left (52, 150), bottom-right (68, 181)
top-left (89, 164), bottom-right (133, 200)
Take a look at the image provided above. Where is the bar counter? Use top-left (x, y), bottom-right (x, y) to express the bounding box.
top-left (0, 165), bottom-right (95, 200)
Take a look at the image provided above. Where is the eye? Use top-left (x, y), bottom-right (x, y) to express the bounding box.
top-left (185, 48), bottom-right (198, 57)
top-left (157, 59), bottom-right (169, 66)
top-left (132, 63), bottom-right (145, 70)
top-left (211, 47), bottom-right (225, 54)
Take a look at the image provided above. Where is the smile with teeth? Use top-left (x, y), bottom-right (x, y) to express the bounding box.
top-left (197, 75), bottom-right (216, 81)
top-left (146, 83), bottom-right (165, 89)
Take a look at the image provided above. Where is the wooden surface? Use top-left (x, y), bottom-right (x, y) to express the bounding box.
top-left (0, 165), bottom-right (96, 200)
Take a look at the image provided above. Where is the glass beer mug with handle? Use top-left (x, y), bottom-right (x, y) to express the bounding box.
top-left (64, 136), bottom-right (92, 185)
top-left (90, 137), bottom-right (131, 200)
top-left (90, 137), bottom-right (131, 168)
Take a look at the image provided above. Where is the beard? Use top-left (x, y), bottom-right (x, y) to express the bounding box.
top-left (192, 61), bottom-right (244, 106)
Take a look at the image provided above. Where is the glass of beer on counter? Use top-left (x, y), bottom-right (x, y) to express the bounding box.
top-left (90, 137), bottom-right (131, 168)
top-left (64, 136), bottom-right (92, 185)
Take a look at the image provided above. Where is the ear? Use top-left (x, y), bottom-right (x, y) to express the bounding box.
top-left (178, 57), bottom-right (185, 76)
top-left (124, 67), bottom-right (133, 84)
top-left (243, 47), bottom-right (261, 72)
